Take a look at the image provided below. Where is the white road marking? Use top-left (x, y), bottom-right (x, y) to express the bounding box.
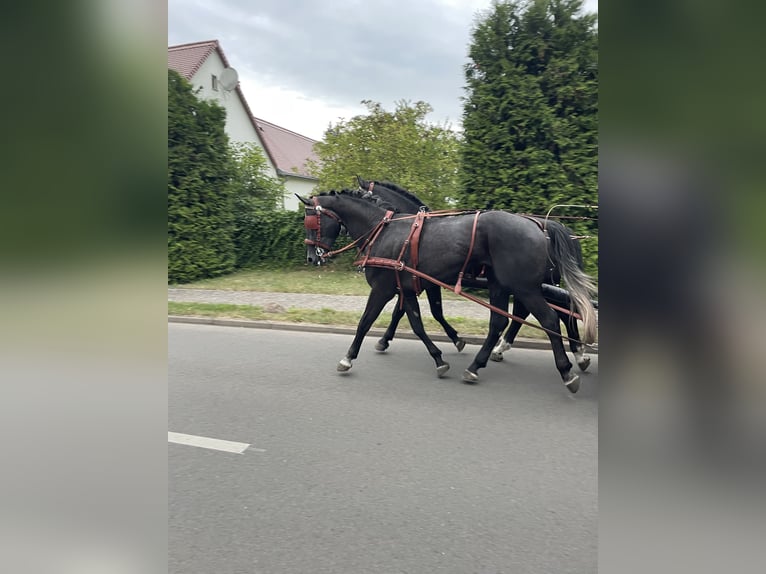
top-left (168, 431), bottom-right (257, 454)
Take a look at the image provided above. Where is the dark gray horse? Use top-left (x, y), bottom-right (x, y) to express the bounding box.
top-left (358, 178), bottom-right (595, 371)
top-left (299, 190), bottom-right (597, 392)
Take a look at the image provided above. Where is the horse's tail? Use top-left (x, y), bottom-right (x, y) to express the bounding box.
top-left (545, 221), bottom-right (598, 345)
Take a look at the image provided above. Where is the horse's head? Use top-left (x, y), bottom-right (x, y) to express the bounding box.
top-left (297, 194), bottom-right (344, 266)
top-left (356, 175), bottom-right (375, 198)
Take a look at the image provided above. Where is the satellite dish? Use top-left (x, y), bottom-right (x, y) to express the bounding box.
top-left (219, 67), bottom-right (239, 91)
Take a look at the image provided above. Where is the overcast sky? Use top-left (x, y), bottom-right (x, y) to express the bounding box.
top-left (168, 0), bottom-right (597, 141)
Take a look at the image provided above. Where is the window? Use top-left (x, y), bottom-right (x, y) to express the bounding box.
top-left (211, 75), bottom-right (218, 91)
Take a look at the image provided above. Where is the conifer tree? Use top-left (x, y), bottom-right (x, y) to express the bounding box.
top-left (460, 0), bottom-right (598, 269)
top-left (168, 70), bottom-right (235, 283)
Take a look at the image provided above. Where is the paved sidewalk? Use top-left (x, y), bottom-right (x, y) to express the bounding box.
top-left (168, 288), bottom-right (493, 321)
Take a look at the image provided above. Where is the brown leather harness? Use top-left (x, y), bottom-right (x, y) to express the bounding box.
top-left (355, 209), bottom-right (487, 315)
top-left (304, 204), bottom-right (586, 343)
top-left (396, 209), bottom-right (427, 296)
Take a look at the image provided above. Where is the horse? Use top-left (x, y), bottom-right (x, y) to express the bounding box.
top-left (350, 177), bottom-right (466, 353)
top-left (299, 189), bottom-right (597, 392)
top-left (357, 178), bottom-right (595, 372)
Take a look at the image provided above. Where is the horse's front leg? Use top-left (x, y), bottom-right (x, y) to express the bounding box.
top-left (375, 294), bottom-right (405, 352)
top-left (425, 284), bottom-right (465, 351)
top-left (338, 288), bottom-right (395, 373)
top-left (401, 293), bottom-right (450, 377)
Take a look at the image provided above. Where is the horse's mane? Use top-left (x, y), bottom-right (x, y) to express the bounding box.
top-left (315, 189), bottom-right (402, 213)
top-left (370, 180), bottom-right (429, 210)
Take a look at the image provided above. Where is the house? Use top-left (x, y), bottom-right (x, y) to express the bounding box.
top-left (168, 40), bottom-right (319, 210)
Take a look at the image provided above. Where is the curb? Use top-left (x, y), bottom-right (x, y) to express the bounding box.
top-left (168, 315), bottom-right (596, 354)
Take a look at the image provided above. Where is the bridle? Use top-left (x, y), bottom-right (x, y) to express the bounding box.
top-left (303, 196), bottom-right (342, 257)
top-left (304, 195), bottom-right (395, 262)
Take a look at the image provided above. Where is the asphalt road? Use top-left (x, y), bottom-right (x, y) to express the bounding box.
top-left (169, 323), bottom-right (598, 574)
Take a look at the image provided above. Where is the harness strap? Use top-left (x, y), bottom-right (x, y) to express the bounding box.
top-left (520, 214), bottom-right (546, 233)
top-left (409, 211), bottom-right (426, 295)
top-left (392, 211), bottom-right (426, 302)
top-left (358, 209), bottom-right (395, 268)
top-left (455, 210), bottom-right (482, 295)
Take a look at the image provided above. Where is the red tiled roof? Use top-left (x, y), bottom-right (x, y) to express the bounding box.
top-left (168, 40), bottom-right (228, 80)
top-left (254, 118), bottom-right (319, 179)
top-left (168, 40), bottom-right (318, 180)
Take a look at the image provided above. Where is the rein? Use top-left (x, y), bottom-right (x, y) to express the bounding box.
top-left (303, 202), bottom-right (590, 347)
top-left (360, 258), bottom-right (589, 347)
top-left (357, 211), bottom-right (589, 347)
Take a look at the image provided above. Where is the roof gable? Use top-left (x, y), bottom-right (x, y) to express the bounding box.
top-left (254, 118), bottom-right (319, 179)
top-left (167, 40), bottom-right (228, 80)
top-left (168, 39), bottom-right (318, 181)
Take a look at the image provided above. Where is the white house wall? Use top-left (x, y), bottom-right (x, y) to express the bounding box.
top-left (190, 52), bottom-right (277, 176)
top-left (281, 177), bottom-right (317, 211)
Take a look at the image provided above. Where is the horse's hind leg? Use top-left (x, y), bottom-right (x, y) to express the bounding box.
top-left (375, 294), bottom-right (405, 352)
top-left (561, 310), bottom-right (590, 371)
top-left (463, 284), bottom-right (511, 383)
top-left (402, 293), bottom-right (450, 377)
top-left (490, 298), bottom-right (528, 362)
top-left (521, 294), bottom-right (578, 392)
top-left (338, 288), bottom-right (395, 373)
top-left (425, 284), bottom-right (465, 351)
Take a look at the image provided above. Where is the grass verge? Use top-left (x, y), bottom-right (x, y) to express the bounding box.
top-left (171, 267), bottom-right (372, 295)
top-left (168, 301), bottom-right (549, 340)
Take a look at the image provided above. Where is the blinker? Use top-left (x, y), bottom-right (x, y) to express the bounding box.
top-left (304, 214), bottom-right (320, 230)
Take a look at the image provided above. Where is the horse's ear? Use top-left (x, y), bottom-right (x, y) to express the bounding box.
top-left (356, 175), bottom-right (365, 188)
top-left (296, 194), bottom-right (311, 206)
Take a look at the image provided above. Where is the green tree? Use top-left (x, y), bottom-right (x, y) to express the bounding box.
top-left (230, 142), bottom-right (286, 212)
top-left (168, 69), bottom-right (235, 283)
top-left (229, 142), bottom-right (295, 268)
top-left (460, 0), bottom-right (598, 270)
top-left (308, 100), bottom-right (461, 209)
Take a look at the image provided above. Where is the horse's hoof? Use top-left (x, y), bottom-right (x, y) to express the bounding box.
top-left (454, 339), bottom-right (466, 352)
top-left (577, 356), bottom-right (591, 372)
top-left (337, 358), bottom-right (353, 372)
top-left (490, 341), bottom-right (510, 362)
top-left (436, 363), bottom-right (450, 378)
top-left (564, 374), bottom-right (580, 393)
top-left (375, 340), bottom-right (389, 352)
top-left (462, 369), bottom-right (479, 384)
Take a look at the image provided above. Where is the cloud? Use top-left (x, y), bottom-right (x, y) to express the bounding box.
top-left (168, 0), bottom-right (597, 138)
top-left (170, 1), bottom-right (480, 122)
